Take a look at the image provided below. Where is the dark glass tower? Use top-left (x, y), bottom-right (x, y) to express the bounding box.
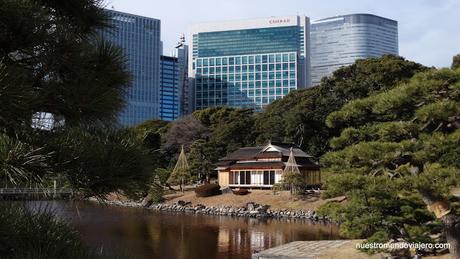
top-left (101, 10), bottom-right (161, 126)
top-left (160, 56), bottom-right (180, 121)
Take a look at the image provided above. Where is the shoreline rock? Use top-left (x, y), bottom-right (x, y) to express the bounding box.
top-left (96, 198), bottom-right (333, 223)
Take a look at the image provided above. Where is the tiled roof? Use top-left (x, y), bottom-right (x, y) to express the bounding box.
top-left (219, 147), bottom-right (263, 161)
top-left (216, 142), bottom-right (320, 171)
top-left (265, 142), bottom-right (313, 158)
top-left (255, 151), bottom-right (282, 158)
top-left (220, 142), bottom-right (314, 161)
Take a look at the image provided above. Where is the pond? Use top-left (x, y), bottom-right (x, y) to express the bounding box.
top-left (26, 201), bottom-right (340, 259)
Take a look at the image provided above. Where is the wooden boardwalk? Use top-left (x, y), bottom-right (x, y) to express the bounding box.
top-left (253, 240), bottom-right (350, 259)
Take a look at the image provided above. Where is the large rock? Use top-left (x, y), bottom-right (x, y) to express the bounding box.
top-left (246, 202), bottom-right (255, 211)
top-left (141, 194), bottom-right (153, 207)
top-left (221, 187), bottom-right (233, 194)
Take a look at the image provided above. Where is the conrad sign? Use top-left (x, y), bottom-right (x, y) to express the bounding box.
top-left (269, 18), bottom-right (291, 24)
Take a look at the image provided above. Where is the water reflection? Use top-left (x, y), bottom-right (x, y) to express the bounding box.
top-left (26, 201), bottom-right (340, 259)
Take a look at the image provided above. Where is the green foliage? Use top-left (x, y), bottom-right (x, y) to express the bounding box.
top-left (188, 139), bottom-right (217, 179)
top-left (48, 125), bottom-right (152, 199)
top-left (194, 107), bottom-right (257, 154)
top-left (326, 68), bottom-right (460, 129)
top-left (0, 1), bottom-right (147, 257)
top-left (256, 55), bottom-right (426, 157)
top-left (149, 57), bottom-right (425, 184)
top-left (161, 107), bottom-right (257, 180)
top-left (0, 0), bottom-right (147, 197)
top-left (330, 122), bottom-right (418, 150)
top-left (192, 107), bottom-right (257, 172)
top-left (271, 183), bottom-right (283, 195)
top-left (415, 100), bottom-right (460, 123)
top-left (153, 168), bottom-right (171, 186)
top-left (318, 176), bottom-right (434, 240)
top-left (132, 120), bottom-right (170, 170)
top-left (149, 183), bottom-right (165, 203)
top-left (0, 203), bottom-right (119, 259)
top-left (280, 172), bottom-right (304, 195)
top-left (0, 134), bottom-right (52, 185)
top-left (320, 62), bottom-right (460, 251)
top-left (452, 54), bottom-right (460, 70)
top-left (0, 0), bottom-right (130, 129)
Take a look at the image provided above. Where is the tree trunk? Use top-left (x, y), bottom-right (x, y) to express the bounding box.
top-left (442, 214), bottom-right (460, 259)
top-left (420, 190), bottom-right (460, 259)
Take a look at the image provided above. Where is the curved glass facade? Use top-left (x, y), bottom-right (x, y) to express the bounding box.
top-left (311, 14), bottom-right (398, 85)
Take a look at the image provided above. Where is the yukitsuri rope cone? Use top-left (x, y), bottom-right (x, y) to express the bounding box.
top-left (169, 145), bottom-right (191, 192)
top-left (282, 148), bottom-right (301, 195)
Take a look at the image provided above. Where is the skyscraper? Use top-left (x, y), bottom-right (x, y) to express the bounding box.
top-left (159, 35), bottom-right (189, 121)
top-left (160, 55), bottom-right (180, 121)
top-left (189, 16), bottom-right (311, 112)
top-left (311, 14), bottom-right (398, 85)
top-left (175, 35), bottom-right (190, 117)
top-left (101, 10), bottom-right (161, 126)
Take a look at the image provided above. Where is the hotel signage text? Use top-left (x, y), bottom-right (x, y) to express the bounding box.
top-left (269, 18), bottom-right (291, 24)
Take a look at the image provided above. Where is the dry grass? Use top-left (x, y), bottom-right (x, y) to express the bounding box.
top-left (164, 189), bottom-right (328, 211)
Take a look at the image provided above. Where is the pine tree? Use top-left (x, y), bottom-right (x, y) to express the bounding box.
top-left (320, 64), bottom-right (460, 257)
top-left (168, 146), bottom-right (191, 192)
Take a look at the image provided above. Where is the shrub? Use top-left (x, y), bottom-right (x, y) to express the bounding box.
top-left (271, 183), bottom-right (283, 195)
top-left (0, 203), bottom-right (121, 259)
top-left (149, 183), bottom-right (165, 203)
top-left (154, 168), bottom-right (171, 186)
top-left (232, 188), bottom-right (249, 195)
top-left (195, 184), bottom-right (222, 197)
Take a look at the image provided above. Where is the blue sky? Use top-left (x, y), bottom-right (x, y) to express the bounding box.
top-left (108, 0), bottom-right (459, 68)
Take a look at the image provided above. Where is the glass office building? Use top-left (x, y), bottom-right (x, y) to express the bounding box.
top-left (101, 10), bottom-right (161, 126)
top-left (311, 14), bottom-right (398, 85)
top-left (189, 16), bottom-right (311, 111)
top-left (160, 56), bottom-right (180, 121)
top-left (175, 36), bottom-right (191, 116)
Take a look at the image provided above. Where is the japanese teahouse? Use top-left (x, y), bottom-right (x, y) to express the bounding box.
top-left (215, 141), bottom-right (320, 188)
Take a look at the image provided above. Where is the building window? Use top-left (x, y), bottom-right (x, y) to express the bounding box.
top-left (263, 170), bottom-right (275, 185)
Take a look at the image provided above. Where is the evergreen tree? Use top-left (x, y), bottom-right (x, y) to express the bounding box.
top-left (0, 0), bottom-right (151, 197)
top-left (188, 139), bottom-right (216, 181)
top-left (452, 54), bottom-right (460, 70)
top-left (320, 65), bottom-right (460, 257)
top-left (255, 55), bottom-right (426, 157)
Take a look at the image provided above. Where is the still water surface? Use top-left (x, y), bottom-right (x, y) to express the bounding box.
top-left (28, 201), bottom-right (340, 259)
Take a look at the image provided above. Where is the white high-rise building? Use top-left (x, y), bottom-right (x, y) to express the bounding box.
top-left (189, 16), bottom-right (311, 112)
top-left (311, 14), bottom-right (399, 85)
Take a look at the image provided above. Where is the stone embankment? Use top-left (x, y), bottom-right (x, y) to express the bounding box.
top-left (102, 199), bottom-right (331, 221)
